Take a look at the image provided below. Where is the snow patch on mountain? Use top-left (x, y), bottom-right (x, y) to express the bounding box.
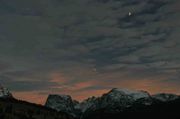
top-left (152, 93), bottom-right (179, 102)
top-left (108, 88), bottom-right (150, 100)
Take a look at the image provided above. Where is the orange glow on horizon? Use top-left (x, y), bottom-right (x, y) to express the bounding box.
top-left (12, 78), bottom-right (180, 104)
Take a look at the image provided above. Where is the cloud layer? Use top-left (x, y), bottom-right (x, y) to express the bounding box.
top-left (0, 0), bottom-right (179, 104)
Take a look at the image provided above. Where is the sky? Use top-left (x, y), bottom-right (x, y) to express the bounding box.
top-left (0, 0), bottom-right (180, 104)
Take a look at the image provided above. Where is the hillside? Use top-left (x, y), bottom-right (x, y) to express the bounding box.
top-left (0, 98), bottom-right (74, 119)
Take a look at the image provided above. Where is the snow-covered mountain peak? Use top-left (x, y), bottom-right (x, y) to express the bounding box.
top-left (107, 88), bottom-right (150, 100)
top-left (93, 88), bottom-right (152, 110)
top-left (152, 93), bottom-right (179, 102)
top-left (0, 85), bottom-right (13, 98)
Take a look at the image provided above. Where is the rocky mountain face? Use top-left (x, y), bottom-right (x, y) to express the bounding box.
top-left (45, 88), bottom-right (180, 119)
top-left (45, 94), bottom-right (76, 117)
top-left (77, 96), bottom-right (97, 113)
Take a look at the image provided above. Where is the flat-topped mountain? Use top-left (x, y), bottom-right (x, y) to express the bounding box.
top-left (45, 94), bottom-right (77, 117)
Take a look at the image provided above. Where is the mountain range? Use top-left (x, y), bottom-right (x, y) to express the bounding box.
top-left (0, 86), bottom-right (180, 119)
top-left (45, 88), bottom-right (180, 119)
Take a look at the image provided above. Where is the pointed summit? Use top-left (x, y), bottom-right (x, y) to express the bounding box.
top-left (0, 83), bottom-right (13, 98)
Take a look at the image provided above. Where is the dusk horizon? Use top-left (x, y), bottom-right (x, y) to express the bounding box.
top-left (0, 0), bottom-right (180, 106)
top-left (10, 85), bottom-right (180, 104)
